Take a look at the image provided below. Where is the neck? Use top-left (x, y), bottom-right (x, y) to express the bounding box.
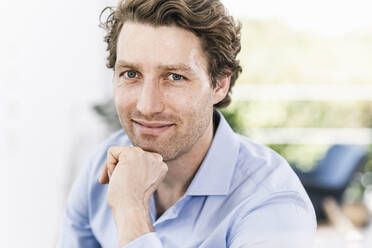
top-left (157, 116), bottom-right (215, 196)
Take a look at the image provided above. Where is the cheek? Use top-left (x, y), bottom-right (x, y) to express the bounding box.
top-left (163, 86), bottom-right (213, 114)
top-left (114, 84), bottom-right (139, 102)
top-left (114, 87), bottom-right (136, 115)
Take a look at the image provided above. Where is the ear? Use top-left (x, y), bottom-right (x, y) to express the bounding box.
top-left (213, 74), bottom-right (231, 105)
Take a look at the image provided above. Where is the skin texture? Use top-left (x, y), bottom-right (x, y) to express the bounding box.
top-left (99, 22), bottom-right (230, 247)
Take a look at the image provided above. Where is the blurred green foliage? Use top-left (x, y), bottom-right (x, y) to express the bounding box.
top-left (238, 18), bottom-right (372, 85)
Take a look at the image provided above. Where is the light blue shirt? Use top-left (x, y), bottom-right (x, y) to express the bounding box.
top-left (58, 111), bottom-right (316, 248)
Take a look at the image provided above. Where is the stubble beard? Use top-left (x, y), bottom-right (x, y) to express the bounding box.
top-left (119, 106), bottom-right (213, 162)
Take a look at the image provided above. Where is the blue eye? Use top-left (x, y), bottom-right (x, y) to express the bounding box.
top-left (169, 73), bottom-right (184, 81)
top-left (125, 70), bottom-right (137, 79)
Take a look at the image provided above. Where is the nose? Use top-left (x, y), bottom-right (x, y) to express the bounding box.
top-left (136, 77), bottom-right (164, 116)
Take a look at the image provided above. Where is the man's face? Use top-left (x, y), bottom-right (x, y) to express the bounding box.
top-left (114, 22), bottom-right (221, 161)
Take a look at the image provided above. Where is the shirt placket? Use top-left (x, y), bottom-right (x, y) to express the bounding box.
top-left (149, 193), bottom-right (191, 228)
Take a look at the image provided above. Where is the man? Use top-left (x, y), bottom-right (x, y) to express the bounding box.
top-left (58, 0), bottom-right (316, 247)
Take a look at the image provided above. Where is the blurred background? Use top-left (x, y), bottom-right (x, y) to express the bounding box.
top-left (2, 0), bottom-right (372, 247)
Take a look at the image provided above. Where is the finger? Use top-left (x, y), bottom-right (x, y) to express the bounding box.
top-left (107, 146), bottom-right (129, 161)
top-left (107, 166), bottom-right (111, 179)
top-left (159, 163), bottom-right (169, 179)
top-left (99, 162), bottom-right (109, 184)
top-left (146, 150), bottom-right (163, 161)
top-left (107, 147), bottom-right (120, 178)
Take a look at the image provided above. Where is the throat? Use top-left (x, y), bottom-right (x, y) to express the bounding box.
top-left (153, 189), bottom-right (184, 220)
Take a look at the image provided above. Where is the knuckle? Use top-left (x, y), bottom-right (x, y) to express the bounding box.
top-left (161, 163), bottom-right (168, 171)
top-left (107, 147), bottom-right (112, 156)
top-left (107, 146), bottom-right (118, 157)
top-left (153, 153), bottom-right (163, 160)
top-left (108, 145), bottom-right (117, 153)
top-left (132, 146), bottom-right (142, 153)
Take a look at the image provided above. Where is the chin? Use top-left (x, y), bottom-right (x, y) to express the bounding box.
top-left (138, 145), bottom-right (160, 154)
top-left (134, 140), bottom-right (164, 154)
top-left (137, 143), bottom-right (179, 162)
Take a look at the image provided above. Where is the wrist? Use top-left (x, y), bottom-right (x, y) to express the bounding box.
top-left (111, 200), bottom-right (151, 225)
top-left (112, 205), bottom-right (154, 246)
top-left (109, 193), bottom-right (146, 210)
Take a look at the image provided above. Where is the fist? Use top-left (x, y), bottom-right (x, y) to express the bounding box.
top-left (99, 146), bottom-right (168, 210)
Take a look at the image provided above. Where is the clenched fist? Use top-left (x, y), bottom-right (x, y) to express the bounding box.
top-left (99, 146), bottom-right (168, 210)
top-left (98, 146), bottom-right (168, 245)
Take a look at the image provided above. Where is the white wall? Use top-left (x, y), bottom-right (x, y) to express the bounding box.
top-left (2, 0), bottom-right (116, 247)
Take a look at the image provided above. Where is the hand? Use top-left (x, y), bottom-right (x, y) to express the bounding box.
top-left (99, 146), bottom-right (168, 245)
top-left (99, 146), bottom-right (168, 210)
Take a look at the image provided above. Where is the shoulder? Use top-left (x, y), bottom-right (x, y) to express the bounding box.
top-left (228, 133), bottom-right (316, 222)
top-left (225, 134), bottom-right (317, 245)
top-left (232, 133), bottom-right (303, 194)
top-left (62, 130), bottom-right (130, 242)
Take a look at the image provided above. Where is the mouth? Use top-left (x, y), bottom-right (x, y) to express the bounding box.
top-left (132, 119), bottom-right (175, 135)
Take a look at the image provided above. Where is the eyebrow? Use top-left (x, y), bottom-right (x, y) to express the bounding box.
top-left (157, 64), bottom-right (194, 74)
top-left (115, 60), bottom-right (141, 70)
top-left (115, 60), bottom-right (195, 74)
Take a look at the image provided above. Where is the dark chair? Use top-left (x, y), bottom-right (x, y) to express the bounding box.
top-left (293, 144), bottom-right (369, 220)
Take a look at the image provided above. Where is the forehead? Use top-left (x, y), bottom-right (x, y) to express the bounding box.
top-left (116, 22), bottom-right (208, 71)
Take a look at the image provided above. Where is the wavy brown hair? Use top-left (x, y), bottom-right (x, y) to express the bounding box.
top-left (100, 0), bottom-right (242, 108)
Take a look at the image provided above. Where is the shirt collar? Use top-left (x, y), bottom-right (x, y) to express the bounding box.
top-left (185, 110), bottom-right (240, 196)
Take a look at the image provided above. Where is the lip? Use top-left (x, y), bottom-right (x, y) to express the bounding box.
top-left (132, 120), bottom-right (174, 135)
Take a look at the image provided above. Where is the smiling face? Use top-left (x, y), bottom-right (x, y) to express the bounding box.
top-left (114, 22), bottom-right (228, 162)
